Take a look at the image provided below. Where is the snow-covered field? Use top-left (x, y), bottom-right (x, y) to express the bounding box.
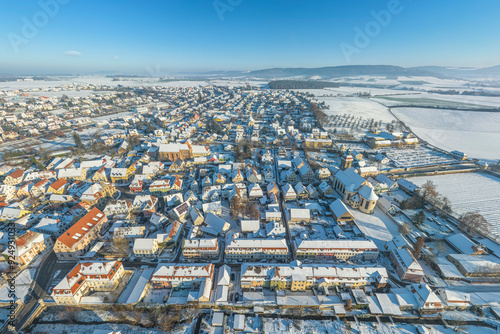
top-left (392, 107), bottom-right (500, 161)
top-left (318, 96), bottom-right (396, 123)
top-left (261, 318), bottom-right (496, 334)
top-left (409, 173), bottom-right (500, 237)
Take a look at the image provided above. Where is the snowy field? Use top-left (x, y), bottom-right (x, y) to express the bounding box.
top-left (318, 96), bottom-right (396, 123)
top-left (261, 318), bottom-right (497, 334)
top-left (409, 173), bottom-right (500, 237)
top-left (392, 107), bottom-right (500, 161)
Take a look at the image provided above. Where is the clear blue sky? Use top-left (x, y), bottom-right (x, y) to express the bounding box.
top-left (1, 0), bottom-right (499, 75)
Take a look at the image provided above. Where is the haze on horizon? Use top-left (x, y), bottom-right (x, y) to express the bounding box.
top-left (1, 0), bottom-right (500, 75)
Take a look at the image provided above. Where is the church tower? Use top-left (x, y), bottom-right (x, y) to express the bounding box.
top-left (340, 149), bottom-right (353, 170)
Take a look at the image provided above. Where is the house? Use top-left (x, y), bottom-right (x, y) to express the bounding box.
top-left (329, 199), bottom-right (354, 223)
top-left (131, 195), bottom-right (158, 217)
top-left (133, 238), bottom-right (159, 257)
top-left (182, 238), bottom-right (219, 260)
top-left (151, 263), bottom-right (215, 289)
top-left (446, 254), bottom-right (500, 277)
top-left (54, 208), bottom-right (107, 260)
top-left (375, 153), bottom-right (390, 164)
top-left (202, 201), bottom-right (222, 215)
top-left (397, 179), bottom-right (419, 195)
top-left (357, 166), bottom-right (379, 178)
top-left (294, 182), bottom-right (309, 199)
top-left (246, 168), bottom-right (262, 184)
top-left (240, 264), bottom-right (388, 291)
top-left (436, 289), bottom-right (470, 308)
top-left (266, 181), bottom-right (280, 197)
top-left (0, 184), bottom-right (16, 201)
top-left (408, 283), bottom-right (442, 312)
top-left (90, 166), bottom-right (108, 183)
top-left (170, 201), bottom-right (191, 221)
top-left (113, 226), bottom-right (146, 239)
top-left (3, 231), bottom-right (53, 267)
top-left (283, 170), bottom-right (298, 184)
top-left (389, 247), bottom-right (424, 283)
top-left (297, 165), bottom-right (315, 184)
top-left (213, 173), bottom-right (226, 185)
top-left (316, 168), bottom-right (331, 180)
top-left (58, 168), bottom-right (87, 181)
top-left (52, 261), bottom-right (124, 304)
top-left (204, 212), bottom-right (230, 235)
top-left (294, 239), bottom-right (379, 260)
top-left (287, 207), bottom-right (309, 222)
top-left (189, 206), bottom-right (205, 226)
top-left (375, 174), bottom-right (398, 191)
top-left (248, 183), bottom-right (264, 199)
top-left (306, 184), bottom-right (319, 198)
top-left (241, 220), bottom-right (260, 233)
top-left (149, 179), bottom-right (171, 195)
top-left (169, 158), bottom-right (185, 172)
top-left (47, 179), bottom-right (68, 194)
top-left (225, 238), bottom-right (289, 261)
top-left (103, 199), bottom-right (132, 217)
top-left (232, 169), bottom-right (244, 183)
top-left (281, 183), bottom-right (297, 201)
top-left (318, 181), bottom-right (334, 197)
top-left (265, 221), bottom-right (286, 237)
top-left (129, 177), bottom-right (146, 193)
top-left (4, 168), bottom-right (25, 185)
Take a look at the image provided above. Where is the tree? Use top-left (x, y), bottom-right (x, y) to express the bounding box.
top-left (113, 237), bottom-right (130, 256)
top-left (412, 236), bottom-right (425, 258)
top-left (420, 180), bottom-right (438, 202)
top-left (458, 211), bottom-right (489, 236)
top-left (413, 210), bottom-right (426, 226)
top-left (398, 222), bottom-right (412, 236)
top-left (432, 240), bottom-right (447, 257)
top-left (73, 132), bottom-right (84, 149)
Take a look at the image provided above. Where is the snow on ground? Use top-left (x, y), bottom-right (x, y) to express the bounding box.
top-left (352, 207), bottom-right (400, 248)
top-left (261, 318), bottom-right (496, 334)
top-left (392, 107), bottom-right (500, 160)
top-left (29, 323), bottom-right (165, 334)
top-left (409, 173), bottom-right (500, 237)
top-left (318, 96), bottom-right (397, 124)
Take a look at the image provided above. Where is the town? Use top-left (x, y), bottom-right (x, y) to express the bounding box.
top-left (0, 78), bottom-right (499, 334)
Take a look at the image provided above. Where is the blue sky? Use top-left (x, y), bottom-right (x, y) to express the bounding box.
top-left (1, 0), bottom-right (500, 74)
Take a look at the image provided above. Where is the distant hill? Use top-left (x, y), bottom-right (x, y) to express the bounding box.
top-left (198, 65), bottom-right (500, 81)
top-left (411, 65), bottom-right (500, 80)
top-left (268, 80), bottom-right (340, 89)
top-left (243, 65), bottom-right (444, 79)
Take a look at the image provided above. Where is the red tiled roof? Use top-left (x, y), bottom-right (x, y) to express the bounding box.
top-left (57, 207), bottom-right (106, 249)
top-left (50, 178), bottom-right (67, 191)
top-left (8, 168), bottom-right (25, 179)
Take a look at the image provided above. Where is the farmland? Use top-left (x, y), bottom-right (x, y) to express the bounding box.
top-left (409, 173), bottom-right (500, 238)
top-left (391, 107), bottom-right (500, 161)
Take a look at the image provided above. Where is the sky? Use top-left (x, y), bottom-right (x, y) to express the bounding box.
top-left (1, 0), bottom-right (500, 75)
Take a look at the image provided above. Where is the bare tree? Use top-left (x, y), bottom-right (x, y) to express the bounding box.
top-left (420, 180), bottom-right (438, 202)
top-left (432, 240), bottom-right (447, 257)
top-left (458, 211), bottom-right (489, 236)
top-left (398, 222), bottom-right (412, 236)
top-left (113, 237), bottom-right (131, 256)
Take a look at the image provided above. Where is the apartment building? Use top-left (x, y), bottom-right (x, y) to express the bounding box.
top-left (54, 208), bottom-right (107, 260)
top-left (52, 261), bottom-right (124, 304)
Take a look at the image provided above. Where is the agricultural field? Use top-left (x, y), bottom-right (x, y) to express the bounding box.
top-left (391, 107), bottom-right (500, 161)
top-left (409, 173), bottom-right (500, 238)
